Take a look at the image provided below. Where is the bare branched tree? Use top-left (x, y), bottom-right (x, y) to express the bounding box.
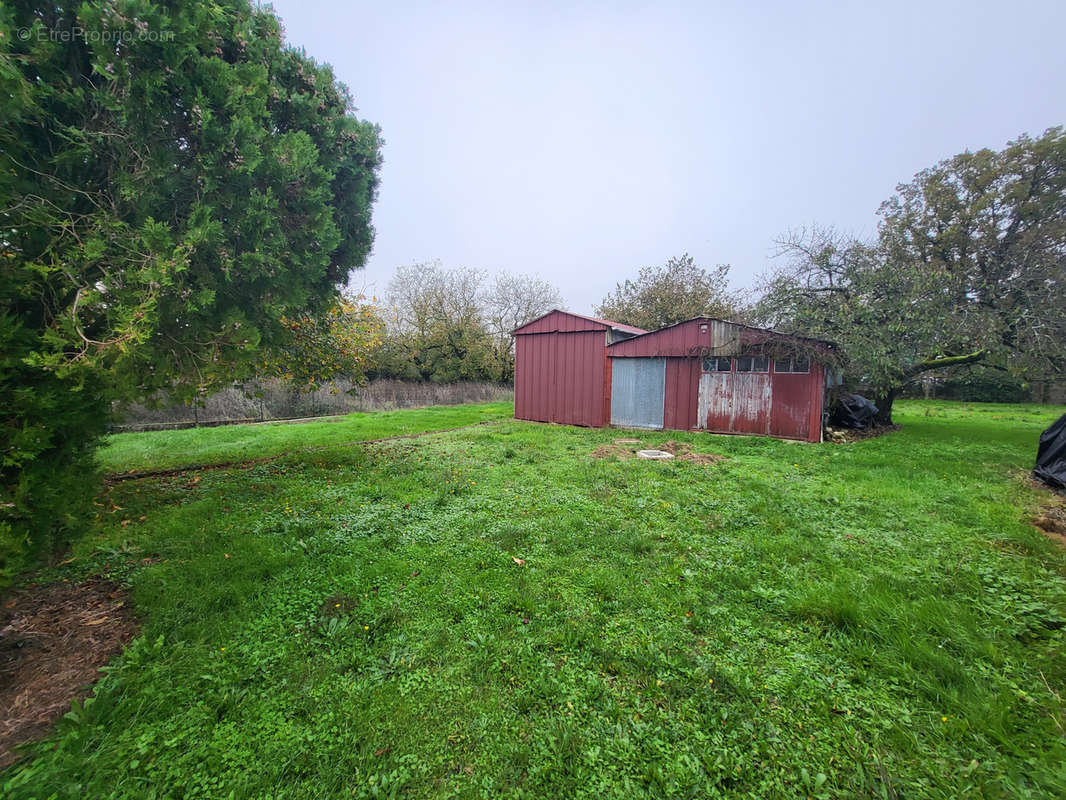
top-left (379, 262), bottom-right (562, 381)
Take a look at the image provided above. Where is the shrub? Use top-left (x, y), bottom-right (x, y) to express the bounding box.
top-left (0, 329), bottom-right (108, 589)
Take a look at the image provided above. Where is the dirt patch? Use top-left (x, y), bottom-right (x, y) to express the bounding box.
top-left (591, 439), bottom-right (727, 465)
top-left (591, 444), bottom-right (636, 459)
top-left (0, 579), bottom-right (138, 768)
top-left (660, 440), bottom-right (728, 465)
top-left (1033, 502), bottom-right (1066, 547)
top-left (1028, 474), bottom-right (1066, 547)
top-left (824, 424), bottom-right (901, 444)
top-left (657, 440), bottom-right (687, 454)
top-left (1029, 473), bottom-right (1066, 499)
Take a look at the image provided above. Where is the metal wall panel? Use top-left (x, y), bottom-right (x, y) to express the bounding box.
top-left (663, 358), bottom-right (700, 430)
top-left (696, 367), bottom-right (773, 435)
top-left (610, 357), bottom-right (666, 429)
top-left (515, 310), bottom-right (604, 335)
top-left (697, 359), bottom-right (823, 441)
top-left (514, 329), bottom-right (608, 427)
top-left (769, 371), bottom-right (812, 440)
top-left (513, 335), bottom-right (536, 421)
top-left (608, 317), bottom-right (834, 359)
top-left (609, 319), bottom-right (742, 358)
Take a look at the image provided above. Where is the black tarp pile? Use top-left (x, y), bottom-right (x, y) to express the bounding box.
top-left (830, 394), bottom-right (879, 429)
top-left (1035, 413), bottom-right (1066, 489)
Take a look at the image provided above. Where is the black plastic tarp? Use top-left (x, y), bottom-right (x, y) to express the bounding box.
top-left (1035, 413), bottom-right (1066, 489)
top-left (830, 394), bottom-right (879, 429)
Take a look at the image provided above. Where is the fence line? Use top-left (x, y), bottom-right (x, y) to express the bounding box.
top-left (111, 379), bottom-right (514, 433)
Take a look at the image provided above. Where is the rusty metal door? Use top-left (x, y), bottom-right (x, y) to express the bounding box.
top-left (697, 372), bottom-right (732, 431)
top-left (610, 357), bottom-right (665, 429)
top-left (698, 356), bottom-right (732, 432)
top-left (698, 356), bottom-right (772, 435)
top-left (769, 372), bottom-right (811, 439)
top-left (730, 372), bottom-right (771, 434)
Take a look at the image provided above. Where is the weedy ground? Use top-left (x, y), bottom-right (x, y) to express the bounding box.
top-left (3, 400), bottom-right (1066, 798)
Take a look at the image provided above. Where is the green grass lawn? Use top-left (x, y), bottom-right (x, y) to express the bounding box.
top-left (6, 399), bottom-right (1066, 798)
top-left (97, 402), bottom-right (513, 473)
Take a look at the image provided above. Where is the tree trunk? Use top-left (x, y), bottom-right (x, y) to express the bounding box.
top-left (872, 389), bottom-right (897, 426)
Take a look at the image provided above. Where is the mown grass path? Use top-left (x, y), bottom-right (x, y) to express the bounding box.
top-left (6, 399), bottom-right (1066, 798)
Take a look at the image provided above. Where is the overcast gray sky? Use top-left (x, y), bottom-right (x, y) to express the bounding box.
top-left (269, 0), bottom-right (1066, 314)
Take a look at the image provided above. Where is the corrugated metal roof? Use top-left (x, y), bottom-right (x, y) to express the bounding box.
top-left (580, 314), bottom-right (648, 335)
top-left (607, 316), bottom-right (836, 356)
top-left (513, 309), bottom-right (647, 336)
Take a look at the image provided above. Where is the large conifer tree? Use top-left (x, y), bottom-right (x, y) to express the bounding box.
top-left (0, 1), bottom-right (382, 583)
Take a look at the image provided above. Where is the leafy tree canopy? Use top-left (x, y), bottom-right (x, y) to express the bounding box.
top-left (756, 128), bottom-right (1066, 422)
top-left (595, 254), bottom-right (740, 331)
top-left (260, 293), bottom-right (384, 390)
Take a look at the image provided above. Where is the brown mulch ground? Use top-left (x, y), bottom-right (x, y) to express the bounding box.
top-left (0, 579), bottom-right (138, 769)
top-left (591, 444), bottom-right (635, 459)
top-left (590, 439), bottom-right (728, 465)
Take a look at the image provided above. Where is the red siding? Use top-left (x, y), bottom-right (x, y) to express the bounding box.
top-left (701, 372), bottom-right (733, 433)
top-left (609, 319), bottom-right (720, 357)
top-left (769, 375), bottom-right (810, 439)
top-left (663, 358), bottom-right (699, 430)
top-left (518, 313), bottom-right (829, 442)
top-left (769, 362), bottom-right (824, 442)
top-left (689, 358), bottom-right (825, 442)
top-left (770, 368), bottom-right (813, 440)
top-left (514, 329), bottom-right (608, 427)
top-left (513, 335), bottom-right (542, 422)
top-left (602, 350), bottom-right (613, 427)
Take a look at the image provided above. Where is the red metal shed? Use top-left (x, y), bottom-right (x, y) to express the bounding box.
top-left (607, 318), bottom-right (834, 442)
top-left (513, 310), bottom-right (645, 427)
